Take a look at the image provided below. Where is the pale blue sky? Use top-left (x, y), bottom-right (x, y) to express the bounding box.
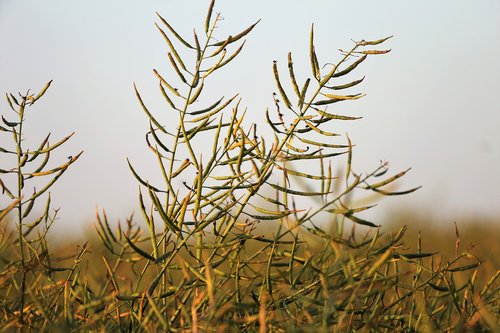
top-left (1, 0), bottom-right (499, 233)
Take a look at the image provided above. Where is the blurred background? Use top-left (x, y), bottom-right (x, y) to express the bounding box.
top-left (1, 0), bottom-right (499, 236)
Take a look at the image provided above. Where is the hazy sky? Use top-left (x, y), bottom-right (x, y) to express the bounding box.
top-left (1, 0), bottom-right (499, 234)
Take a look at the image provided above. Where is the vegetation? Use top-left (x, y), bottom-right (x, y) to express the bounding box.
top-left (1, 1), bottom-right (498, 331)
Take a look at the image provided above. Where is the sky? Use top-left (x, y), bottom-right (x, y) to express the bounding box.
top-left (1, 0), bottom-right (499, 234)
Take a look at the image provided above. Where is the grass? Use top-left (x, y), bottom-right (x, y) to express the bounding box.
top-left (1, 1), bottom-right (499, 331)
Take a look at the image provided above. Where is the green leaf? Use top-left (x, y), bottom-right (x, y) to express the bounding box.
top-left (371, 186), bottom-right (422, 196)
top-left (313, 93), bottom-right (364, 106)
top-left (287, 52), bottom-right (300, 97)
top-left (127, 158), bottom-right (166, 193)
top-left (265, 108), bottom-right (285, 134)
top-left (148, 187), bottom-right (182, 235)
top-left (447, 263), bottom-right (481, 272)
top-left (202, 49), bottom-right (227, 78)
top-left (327, 77), bottom-right (365, 90)
top-left (278, 166), bottom-right (333, 181)
top-left (332, 54), bottom-right (367, 78)
top-left (156, 12), bottom-right (194, 49)
top-left (148, 123), bottom-right (172, 154)
top-left (125, 236), bottom-right (156, 261)
top-left (297, 120), bottom-right (340, 136)
top-left (359, 35), bottom-right (393, 46)
top-left (134, 83), bottom-right (166, 133)
top-left (360, 49), bottom-right (391, 55)
top-left (167, 53), bottom-right (187, 84)
top-left (246, 211), bottom-right (293, 221)
top-left (2, 116), bottom-right (18, 127)
top-left (29, 80), bottom-right (53, 104)
top-left (393, 252), bottom-right (438, 259)
top-left (327, 205), bottom-right (376, 215)
top-left (190, 97), bottom-right (224, 115)
top-left (153, 69), bottom-right (181, 97)
top-left (155, 24), bottom-right (188, 71)
top-left (314, 108), bottom-right (362, 120)
top-left (188, 80), bottom-right (204, 104)
top-left (268, 183), bottom-right (326, 197)
top-left (297, 137), bottom-right (349, 149)
top-left (211, 20), bottom-right (260, 47)
top-left (190, 95), bottom-right (238, 122)
top-left (205, 0), bottom-right (216, 34)
top-left (273, 61), bottom-right (292, 109)
top-left (30, 151), bottom-right (82, 177)
top-left (345, 213), bottom-right (379, 227)
top-left (28, 132), bottom-right (75, 156)
top-left (213, 41), bottom-right (246, 71)
top-left (309, 24), bottom-right (320, 81)
top-left (298, 78), bottom-right (310, 109)
top-left (283, 150), bottom-right (347, 161)
top-left (363, 169), bottom-right (411, 190)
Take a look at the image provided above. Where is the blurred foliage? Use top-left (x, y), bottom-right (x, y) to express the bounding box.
top-left (385, 209), bottom-right (500, 272)
top-left (1, 1), bottom-right (499, 332)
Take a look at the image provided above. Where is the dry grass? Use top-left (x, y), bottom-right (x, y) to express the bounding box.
top-left (1, 1), bottom-right (498, 331)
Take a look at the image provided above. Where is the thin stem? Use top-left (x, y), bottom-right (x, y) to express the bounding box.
top-left (16, 98), bottom-right (26, 320)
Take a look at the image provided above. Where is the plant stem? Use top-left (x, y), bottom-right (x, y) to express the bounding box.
top-left (16, 98), bottom-right (26, 319)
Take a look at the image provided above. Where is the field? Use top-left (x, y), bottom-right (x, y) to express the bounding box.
top-left (1, 1), bottom-right (499, 332)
